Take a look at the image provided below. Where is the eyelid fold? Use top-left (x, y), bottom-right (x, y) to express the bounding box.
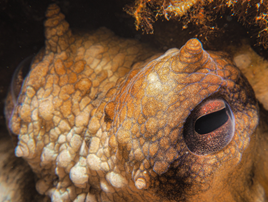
top-left (183, 98), bottom-right (235, 156)
top-left (10, 55), bottom-right (33, 104)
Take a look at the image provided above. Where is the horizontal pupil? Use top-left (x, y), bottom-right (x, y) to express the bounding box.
top-left (195, 107), bottom-right (228, 134)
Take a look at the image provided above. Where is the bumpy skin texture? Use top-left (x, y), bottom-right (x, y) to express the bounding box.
top-left (0, 138), bottom-right (50, 202)
top-left (4, 4), bottom-right (268, 202)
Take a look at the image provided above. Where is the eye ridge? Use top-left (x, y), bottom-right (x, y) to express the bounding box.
top-left (183, 98), bottom-right (235, 155)
top-left (11, 55), bottom-right (33, 103)
top-left (194, 107), bottom-right (229, 134)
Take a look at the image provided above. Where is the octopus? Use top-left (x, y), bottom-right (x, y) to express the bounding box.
top-left (2, 3), bottom-right (268, 202)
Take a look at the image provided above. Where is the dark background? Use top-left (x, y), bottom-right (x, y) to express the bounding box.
top-left (1, 0), bottom-right (267, 138)
top-left (0, 0), bottom-right (137, 137)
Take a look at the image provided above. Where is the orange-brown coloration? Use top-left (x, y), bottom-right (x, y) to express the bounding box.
top-left (3, 3), bottom-right (268, 202)
top-left (125, 0), bottom-right (268, 49)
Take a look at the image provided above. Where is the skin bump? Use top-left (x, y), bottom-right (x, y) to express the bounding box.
top-left (3, 3), bottom-right (268, 202)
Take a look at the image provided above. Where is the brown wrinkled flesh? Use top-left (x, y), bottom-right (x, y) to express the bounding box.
top-left (0, 138), bottom-right (50, 202)
top-left (5, 4), bottom-right (268, 202)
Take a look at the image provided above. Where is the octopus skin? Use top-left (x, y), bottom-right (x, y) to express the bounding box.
top-left (3, 4), bottom-right (268, 202)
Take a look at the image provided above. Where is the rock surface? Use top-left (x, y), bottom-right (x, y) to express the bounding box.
top-left (3, 3), bottom-right (268, 202)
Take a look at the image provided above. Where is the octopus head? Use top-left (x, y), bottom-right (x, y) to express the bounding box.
top-left (105, 38), bottom-right (259, 200)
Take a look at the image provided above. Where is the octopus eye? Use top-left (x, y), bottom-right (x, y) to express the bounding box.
top-left (183, 99), bottom-right (235, 155)
top-left (11, 55), bottom-right (33, 103)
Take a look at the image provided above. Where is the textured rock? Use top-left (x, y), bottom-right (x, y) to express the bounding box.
top-left (4, 3), bottom-right (268, 202)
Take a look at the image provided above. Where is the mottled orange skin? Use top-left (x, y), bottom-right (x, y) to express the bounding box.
top-left (4, 4), bottom-right (268, 202)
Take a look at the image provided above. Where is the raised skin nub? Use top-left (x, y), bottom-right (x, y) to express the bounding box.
top-left (7, 3), bottom-right (157, 201)
top-left (44, 4), bottom-right (73, 54)
top-left (6, 3), bottom-right (268, 202)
